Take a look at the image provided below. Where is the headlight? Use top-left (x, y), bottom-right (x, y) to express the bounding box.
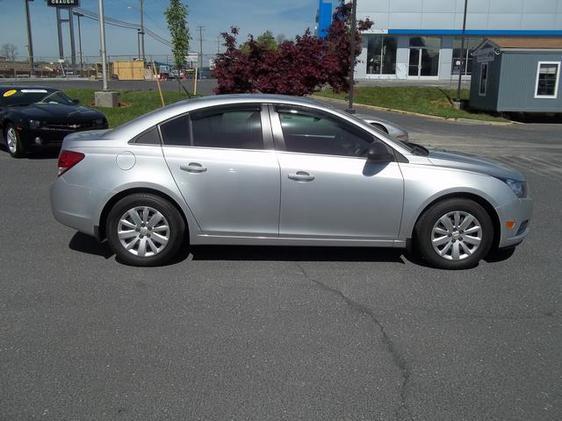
top-left (502, 178), bottom-right (527, 198)
top-left (29, 119), bottom-right (41, 129)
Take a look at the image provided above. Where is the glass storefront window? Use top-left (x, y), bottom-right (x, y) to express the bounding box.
top-left (365, 35), bottom-right (397, 75)
top-left (408, 37), bottom-right (441, 77)
top-left (452, 37), bottom-right (482, 75)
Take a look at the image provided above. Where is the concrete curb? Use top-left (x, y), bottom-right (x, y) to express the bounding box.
top-left (311, 95), bottom-right (515, 126)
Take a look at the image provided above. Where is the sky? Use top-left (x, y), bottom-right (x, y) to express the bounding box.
top-left (0, 0), bottom-right (330, 61)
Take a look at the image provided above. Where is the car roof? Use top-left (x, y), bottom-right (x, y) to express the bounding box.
top-left (0, 86), bottom-right (56, 92)
top-left (106, 94), bottom-right (331, 139)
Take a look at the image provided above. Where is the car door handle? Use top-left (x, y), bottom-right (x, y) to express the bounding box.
top-left (180, 162), bottom-right (207, 173)
top-left (288, 171), bottom-right (315, 182)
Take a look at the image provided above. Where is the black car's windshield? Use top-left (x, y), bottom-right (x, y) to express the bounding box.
top-left (0, 88), bottom-right (73, 106)
top-left (38, 90), bottom-right (74, 105)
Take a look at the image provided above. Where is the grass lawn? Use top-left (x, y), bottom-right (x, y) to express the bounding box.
top-left (316, 86), bottom-right (507, 122)
top-left (64, 88), bottom-right (192, 127)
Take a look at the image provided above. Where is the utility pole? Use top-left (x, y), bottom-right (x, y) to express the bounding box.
top-left (140, 0), bottom-right (145, 61)
top-left (198, 25), bottom-right (204, 80)
top-left (216, 35), bottom-right (221, 54)
top-left (456, 0), bottom-right (469, 102)
top-left (24, 0), bottom-right (34, 76)
top-left (98, 0), bottom-right (108, 90)
top-left (346, 0), bottom-right (357, 113)
top-left (137, 30), bottom-right (141, 60)
top-left (74, 11), bottom-right (84, 73)
top-left (56, 7), bottom-right (64, 60)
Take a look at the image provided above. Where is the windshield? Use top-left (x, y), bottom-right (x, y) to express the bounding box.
top-left (38, 90), bottom-right (74, 105)
top-left (0, 88), bottom-right (73, 106)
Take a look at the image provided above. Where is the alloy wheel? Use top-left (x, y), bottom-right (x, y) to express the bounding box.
top-left (117, 206), bottom-right (170, 257)
top-left (431, 211), bottom-right (482, 261)
top-left (6, 127), bottom-right (18, 154)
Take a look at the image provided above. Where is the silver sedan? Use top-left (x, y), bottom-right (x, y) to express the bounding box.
top-left (50, 94), bottom-right (532, 269)
top-left (355, 113), bottom-right (409, 142)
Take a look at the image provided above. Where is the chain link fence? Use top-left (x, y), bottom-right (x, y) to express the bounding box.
top-left (0, 53), bottom-right (218, 79)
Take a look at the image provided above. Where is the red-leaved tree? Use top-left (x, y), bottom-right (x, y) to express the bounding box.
top-left (213, 2), bottom-right (373, 95)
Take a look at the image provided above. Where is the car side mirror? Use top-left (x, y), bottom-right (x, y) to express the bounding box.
top-left (367, 142), bottom-right (394, 163)
top-left (72, 99), bottom-right (80, 105)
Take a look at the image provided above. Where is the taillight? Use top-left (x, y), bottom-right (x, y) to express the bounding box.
top-left (58, 150), bottom-right (85, 176)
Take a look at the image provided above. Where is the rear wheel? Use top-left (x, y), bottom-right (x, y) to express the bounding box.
top-left (106, 193), bottom-right (186, 266)
top-left (414, 198), bottom-right (494, 269)
top-left (4, 123), bottom-right (25, 158)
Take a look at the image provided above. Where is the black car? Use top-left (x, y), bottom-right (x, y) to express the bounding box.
top-left (0, 86), bottom-right (108, 158)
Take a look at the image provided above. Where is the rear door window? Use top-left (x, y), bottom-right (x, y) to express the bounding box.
top-left (160, 114), bottom-right (190, 146)
top-left (190, 105), bottom-right (263, 150)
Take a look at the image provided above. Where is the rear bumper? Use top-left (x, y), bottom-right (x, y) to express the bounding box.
top-left (50, 176), bottom-right (102, 237)
top-left (495, 197), bottom-right (533, 248)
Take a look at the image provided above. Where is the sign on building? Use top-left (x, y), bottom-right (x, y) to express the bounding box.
top-left (47, 0), bottom-right (80, 7)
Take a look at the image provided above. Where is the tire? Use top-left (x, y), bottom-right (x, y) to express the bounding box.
top-left (4, 123), bottom-right (25, 158)
top-left (414, 198), bottom-right (494, 269)
top-left (106, 193), bottom-right (186, 266)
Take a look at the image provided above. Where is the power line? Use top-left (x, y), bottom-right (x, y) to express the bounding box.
top-left (73, 7), bottom-right (172, 48)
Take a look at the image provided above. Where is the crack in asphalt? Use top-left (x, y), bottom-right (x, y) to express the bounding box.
top-left (293, 262), bottom-right (413, 421)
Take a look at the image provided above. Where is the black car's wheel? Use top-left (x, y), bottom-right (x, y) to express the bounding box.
top-left (106, 193), bottom-right (186, 266)
top-left (414, 198), bottom-right (494, 269)
top-left (4, 123), bottom-right (25, 158)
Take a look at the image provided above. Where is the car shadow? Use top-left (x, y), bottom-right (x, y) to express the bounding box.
top-left (69, 232), bottom-right (114, 259)
top-left (67, 232), bottom-right (406, 264)
top-left (189, 245), bottom-right (406, 263)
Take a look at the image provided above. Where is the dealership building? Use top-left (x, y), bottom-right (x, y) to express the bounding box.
top-left (316, 0), bottom-right (562, 80)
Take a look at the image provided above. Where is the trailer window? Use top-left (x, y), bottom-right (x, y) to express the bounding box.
top-left (535, 62), bottom-right (560, 99)
top-left (479, 63), bottom-right (488, 96)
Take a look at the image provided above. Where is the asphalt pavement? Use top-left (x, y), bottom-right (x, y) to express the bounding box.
top-left (1, 101), bottom-right (561, 420)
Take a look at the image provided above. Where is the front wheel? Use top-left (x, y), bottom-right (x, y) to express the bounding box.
top-left (414, 198), bottom-right (494, 269)
top-left (4, 123), bottom-right (25, 158)
top-left (106, 193), bottom-right (186, 266)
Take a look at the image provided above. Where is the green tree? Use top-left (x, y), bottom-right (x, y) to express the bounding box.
top-left (165, 0), bottom-right (190, 70)
top-left (256, 30), bottom-right (277, 50)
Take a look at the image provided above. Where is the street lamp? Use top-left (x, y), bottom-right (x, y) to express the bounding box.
top-left (456, 0), bottom-right (469, 102)
top-left (346, 0), bottom-right (357, 114)
top-left (24, 0), bottom-right (34, 76)
top-left (98, 0), bottom-right (108, 90)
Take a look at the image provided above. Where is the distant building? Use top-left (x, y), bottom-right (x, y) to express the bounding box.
top-left (470, 38), bottom-right (562, 113)
top-left (315, 0), bottom-right (332, 39)
top-left (315, 0), bottom-right (562, 80)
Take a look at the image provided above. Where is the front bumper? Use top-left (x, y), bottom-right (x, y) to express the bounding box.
top-left (495, 197), bottom-right (533, 248)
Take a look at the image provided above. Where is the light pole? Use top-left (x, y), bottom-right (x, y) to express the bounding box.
top-left (456, 0), bottom-right (468, 102)
top-left (346, 0), bottom-right (357, 114)
top-left (98, 0), bottom-right (108, 90)
top-left (24, 0), bottom-right (34, 76)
